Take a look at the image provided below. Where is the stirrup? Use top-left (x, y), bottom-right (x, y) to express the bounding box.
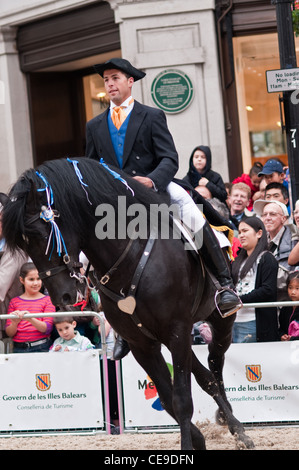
top-left (214, 287), bottom-right (242, 318)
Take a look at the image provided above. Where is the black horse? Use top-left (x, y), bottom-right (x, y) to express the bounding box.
top-left (0, 157), bottom-right (254, 450)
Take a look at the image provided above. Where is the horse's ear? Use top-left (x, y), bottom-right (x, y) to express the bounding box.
top-left (0, 192), bottom-right (9, 207)
top-left (26, 179), bottom-right (41, 213)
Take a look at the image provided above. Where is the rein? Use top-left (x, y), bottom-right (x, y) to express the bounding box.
top-left (99, 236), bottom-right (135, 286)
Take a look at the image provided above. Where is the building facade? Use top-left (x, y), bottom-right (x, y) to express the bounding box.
top-left (0, 0), bottom-right (228, 192)
top-left (0, 0), bottom-right (294, 193)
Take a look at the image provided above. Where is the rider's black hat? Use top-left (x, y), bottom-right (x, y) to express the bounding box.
top-left (93, 58), bottom-right (146, 81)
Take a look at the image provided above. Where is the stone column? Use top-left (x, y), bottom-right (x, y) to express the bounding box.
top-left (0, 26), bottom-right (33, 192)
top-left (106, 0), bottom-right (228, 181)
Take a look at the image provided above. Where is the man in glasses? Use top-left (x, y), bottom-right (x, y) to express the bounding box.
top-left (254, 199), bottom-right (299, 300)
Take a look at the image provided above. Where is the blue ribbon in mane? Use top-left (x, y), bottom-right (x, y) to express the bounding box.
top-left (36, 171), bottom-right (69, 260)
top-left (67, 158), bottom-right (92, 205)
top-left (99, 158), bottom-right (135, 196)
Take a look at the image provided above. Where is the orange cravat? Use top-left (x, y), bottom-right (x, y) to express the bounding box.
top-left (111, 106), bottom-right (127, 130)
top-left (111, 98), bottom-right (134, 130)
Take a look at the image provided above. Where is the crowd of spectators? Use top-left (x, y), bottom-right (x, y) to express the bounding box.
top-left (190, 150), bottom-right (299, 345)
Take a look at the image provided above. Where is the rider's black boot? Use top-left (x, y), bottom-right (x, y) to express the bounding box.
top-left (200, 221), bottom-right (242, 317)
top-left (113, 335), bottom-right (130, 360)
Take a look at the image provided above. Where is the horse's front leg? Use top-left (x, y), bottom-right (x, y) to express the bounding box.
top-left (168, 326), bottom-right (196, 450)
top-left (207, 312), bottom-right (255, 449)
top-left (130, 340), bottom-right (205, 451)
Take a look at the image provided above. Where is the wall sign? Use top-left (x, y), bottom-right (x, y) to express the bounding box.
top-left (151, 69), bottom-right (194, 114)
top-left (266, 68), bottom-right (299, 93)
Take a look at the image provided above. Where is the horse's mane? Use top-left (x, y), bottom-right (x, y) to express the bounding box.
top-left (3, 157), bottom-right (170, 251)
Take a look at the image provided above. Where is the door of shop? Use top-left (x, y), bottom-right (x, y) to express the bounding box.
top-left (28, 72), bottom-right (86, 166)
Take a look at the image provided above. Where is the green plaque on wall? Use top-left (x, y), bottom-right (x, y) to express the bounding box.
top-left (151, 69), bottom-right (194, 114)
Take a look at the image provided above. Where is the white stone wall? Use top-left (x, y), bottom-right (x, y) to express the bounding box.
top-left (0, 26), bottom-right (32, 192)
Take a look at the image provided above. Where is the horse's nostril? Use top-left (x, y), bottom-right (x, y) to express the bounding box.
top-left (62, 293), bottom-right (72, 305)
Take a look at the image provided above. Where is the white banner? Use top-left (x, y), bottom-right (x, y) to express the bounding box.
top-left (121, 342), bottom-right (299, 428)
top-left (0, 350), bottom-right (104, 431)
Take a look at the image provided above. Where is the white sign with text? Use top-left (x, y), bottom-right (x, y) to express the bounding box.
top-left (266, 68), bottom-right (299, 93)
top-left (121, 342), bottom-right (299, 428)
top-left (0, 350), bottom-right (103, 431)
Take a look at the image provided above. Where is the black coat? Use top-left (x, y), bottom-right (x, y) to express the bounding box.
top-left (182, 145), bottom-right (227, 202)
top-left (85, 101), bottom-right (178, 192)
top-left (239, 251), bottom-right (279, 342)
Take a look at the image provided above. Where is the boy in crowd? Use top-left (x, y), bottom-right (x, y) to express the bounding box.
top-left (258, 159), bottom-right (287, 189)
top-left (50, 317), bottom-right (94, 352)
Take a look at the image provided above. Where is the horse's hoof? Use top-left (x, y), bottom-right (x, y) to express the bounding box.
top-left (235, 433), bottom-right (255, 450)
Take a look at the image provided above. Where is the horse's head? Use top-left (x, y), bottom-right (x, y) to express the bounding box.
top-left (0, 178), bottom-right (87, 310)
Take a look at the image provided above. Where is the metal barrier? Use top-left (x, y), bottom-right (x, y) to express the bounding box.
top-left (243, 300), bottom-right (299, 308)
top-left (0, 311), bottom-right (123, 436)
top-left (1, 301), bottom-right (299, 435)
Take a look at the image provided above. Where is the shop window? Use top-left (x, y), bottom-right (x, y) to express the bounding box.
top-left (83, 74), bottom-right (109, 122)
top-left (234, 33), bottom-right (289, 170)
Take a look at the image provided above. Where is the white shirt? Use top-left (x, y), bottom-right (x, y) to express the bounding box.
top-left (110, 95), bottom-right (134, 118)
top-left (235, 261), bottom-right (256, 323)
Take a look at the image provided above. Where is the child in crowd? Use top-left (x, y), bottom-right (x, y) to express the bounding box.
top-left (50, 316), bottom-right (94, 352)
top-left (279, 271), bottom-right (299, 341)
top-left (6, 262), bottom-right (55, 353)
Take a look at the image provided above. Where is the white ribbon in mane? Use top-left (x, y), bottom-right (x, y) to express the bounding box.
top-left (36, 171), bottom-right (69, 260)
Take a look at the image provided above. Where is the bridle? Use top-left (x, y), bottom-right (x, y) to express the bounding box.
top-left (23, 209), bottom-right (85, 283)
top-left (38, 257), bottom-right (83, 281)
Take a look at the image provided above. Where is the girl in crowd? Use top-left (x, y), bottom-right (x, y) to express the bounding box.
top-left (279, 271), bottom-right (299, 341)
top-left (232, 217), bottom-right (279, 343)
top-left (5, 262), bottom-right (55, 352)
top-left (288, 200), bottom-right (299, 266)
top-left (183, 145), bottom-right (227, 202)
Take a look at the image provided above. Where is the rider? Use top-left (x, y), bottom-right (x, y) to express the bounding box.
top-left (86, 58), bottom-right (241, 359)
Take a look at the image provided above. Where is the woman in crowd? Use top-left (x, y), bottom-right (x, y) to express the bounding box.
top-left (231, 217), bottom-right (279, 343)
top-left (183, 145), bottom-right (227, 202)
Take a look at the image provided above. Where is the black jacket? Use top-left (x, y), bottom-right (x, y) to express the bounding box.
top-left (182, 145), bottom-right (227, 202)
top-left (239, 251), bottom-right (279, 342)
top-left (85, 101), bottom-right (178, 192)
top-left (279, 306), bottom-right (299, 340)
